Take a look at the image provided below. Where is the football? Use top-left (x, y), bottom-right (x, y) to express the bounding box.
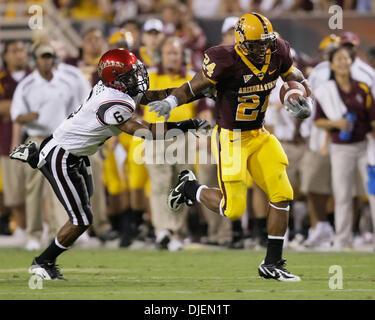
top-left (279, 81), bottom-right (307, 104)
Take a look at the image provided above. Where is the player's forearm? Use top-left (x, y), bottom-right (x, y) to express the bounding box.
top-left (141, 89), bottom-right (176, 104)
top-left (169, 72), bottom-right (214, 107)
top-left (170, 83), bottom-right (195, 106)
top-left (148, 120), bottom-right (204, 140)
top-left (15, 112), bottom-right (39, 124)
top-left (11, 122), bottom-right (23, 149)
top-left (119, 116), bottom-right (206, 140)
top-left (314, 118), bottom-right (339, 130)
top-left (0, 100), bottom-right (11, 116)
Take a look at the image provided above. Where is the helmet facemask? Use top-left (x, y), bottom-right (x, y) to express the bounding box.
top-left (240, 33), bottom-right (277, 65)
top-left (113, 61), bottom-right (149, 96)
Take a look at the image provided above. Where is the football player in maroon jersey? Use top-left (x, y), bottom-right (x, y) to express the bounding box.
top-left (149, 13), bottom-right (313, 281)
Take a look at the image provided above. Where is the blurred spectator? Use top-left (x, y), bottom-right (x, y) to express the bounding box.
top-left (314, 46), bottom-right (375, 249)
top-left (109, 19), bottom-right (141, 52)
top-left (111, 0), bottom-right (156, 25)
top-left (367, 47), bottom-right (375, 70)
top-left (187, 0), bottom-right (239, 18)
top-left (176, 16), bottom-right (207, 71)
top-left (0, 40), bottom-right (30, 246)
top-left (259, 0), bottom-right (313, 13)
top-left (301, 35), bottom-right (340, 248)
top-left (356, 0), bottom-right (372, 12)
top-left (143, 37), bottom-right (197, 251)
top-left (340, 31), bottom-right (375, 98)
top-left (134, 18), bottom-right (165, 68)
top-left (120, 20), bottom-right (142, 48)
top-left (10, 43), bottom-right (75, 250)
top-left (221, 16), bottom-right (238, 46)
top-left (66, 27), bottom-right (107, 84)
top-left (109, 28), bottom-right (137, 51)
top-left (161, 2), bottom-right (181, 35)
top-left (69, 0), bottom-right (112, 21)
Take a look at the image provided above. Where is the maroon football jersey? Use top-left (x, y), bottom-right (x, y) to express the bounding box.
top-left (202, 38), bottom-right (293, 130)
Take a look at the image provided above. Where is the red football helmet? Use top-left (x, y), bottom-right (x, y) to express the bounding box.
top-left (97, 48), bottom-right (149, 96)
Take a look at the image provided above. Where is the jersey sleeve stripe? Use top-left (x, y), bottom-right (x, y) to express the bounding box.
top-left (281, 65), bottom-right (294, 78)
top-left (96, 101), bottom-right (134, 125)
top-left (98, 100), bottom-right (135, 112)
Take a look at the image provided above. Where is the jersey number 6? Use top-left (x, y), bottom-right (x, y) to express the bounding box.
top-left (236, 94), bottom-right (269, 121)
top-left (113, 111), bottom-right (124, 123)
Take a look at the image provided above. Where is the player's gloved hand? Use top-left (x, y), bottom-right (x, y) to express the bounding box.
top-left (166, 119), bottom-right (211, 135)
top-left (194, 119), bottom-right (211, 135)
top-left (284, 96), bottom-right (312, 120)
top-left (149, 96), bottom-right (177, 121)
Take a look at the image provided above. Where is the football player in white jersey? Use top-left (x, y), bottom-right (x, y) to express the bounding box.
top-left (9, 48), bottom-right (209, 280)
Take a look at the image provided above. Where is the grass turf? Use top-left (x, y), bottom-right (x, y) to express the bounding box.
top-left (0, 248), bottom-right (374, 300)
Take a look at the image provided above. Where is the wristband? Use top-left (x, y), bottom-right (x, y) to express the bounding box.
top-left (164, 95), bottom-right (178, 110)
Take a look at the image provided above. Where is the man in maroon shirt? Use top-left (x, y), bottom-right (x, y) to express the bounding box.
top-left (0, 41), bottom-right (29, 243)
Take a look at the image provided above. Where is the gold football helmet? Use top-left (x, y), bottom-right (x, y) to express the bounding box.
top-left (234, 13), bottom-right (277, 64)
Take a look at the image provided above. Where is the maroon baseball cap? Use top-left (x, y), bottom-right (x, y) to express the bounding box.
top-left (340, 32), bottom-right (360, 47)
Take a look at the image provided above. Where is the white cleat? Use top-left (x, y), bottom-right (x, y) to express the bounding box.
top-left (29, 258), bottom-right (65, 280)
top-left (258, 259), bottom-right (301, 282)
top-left (9, 141), bottom-right (38, 163)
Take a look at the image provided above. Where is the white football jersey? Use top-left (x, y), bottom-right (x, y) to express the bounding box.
top-left (53, 81), bottom-right (142, 156)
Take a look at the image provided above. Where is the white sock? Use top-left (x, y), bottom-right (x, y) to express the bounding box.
top-left (196, 185), bottom-right (208, 203)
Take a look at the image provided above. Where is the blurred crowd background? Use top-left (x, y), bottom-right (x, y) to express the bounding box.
top-left (1, 0), bottom-right (375, 252)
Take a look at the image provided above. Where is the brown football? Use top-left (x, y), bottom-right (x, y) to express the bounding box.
top-left (279, 81), bottom-right (307, 104)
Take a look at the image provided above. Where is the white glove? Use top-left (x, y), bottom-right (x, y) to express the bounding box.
top-left (284, 96), bottom-right (312, 120)
top-left (149, 96), bottom-right (178, 121)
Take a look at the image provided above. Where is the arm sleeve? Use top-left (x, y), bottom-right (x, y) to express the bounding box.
top-left (96, 100), bottom-right (135, 126)
top-left (10, 84), bottom-right (28, 121)
top-left (202, 46), bottom-right (232, 84)
top-left (278, 39), bottom-right (294, 78)
top-left (314, 101), bottom-right (327, 121)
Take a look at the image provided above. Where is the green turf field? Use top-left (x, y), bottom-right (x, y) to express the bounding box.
top-left (0, 248), bottom-right (374, 300)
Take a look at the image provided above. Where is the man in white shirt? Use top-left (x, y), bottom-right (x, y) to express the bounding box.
top-left (10, 48), bottom-right (209, 279)
top-left (10, 43), bottom-right (77, 250)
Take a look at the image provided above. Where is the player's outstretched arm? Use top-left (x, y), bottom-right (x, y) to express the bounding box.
top-left (117, 115), bottom-right (211, 140)
top-left (140, 88), bottom-right (176, 104)
top-left (147, 72), bottom-right (214, 120)
top-left (282, 67), bottom-right (312, 119)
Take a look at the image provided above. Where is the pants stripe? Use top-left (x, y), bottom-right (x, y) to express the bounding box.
top-left (61, 151), bottom-right (90, 225)
top-left (51, 147), bottom-right (78, 225)
top-left (217, 127), bottom-right (228, 214)
top-left (55, 147), bottom-right (83, 225)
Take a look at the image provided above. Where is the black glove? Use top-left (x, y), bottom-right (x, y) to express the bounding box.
top-left (166, 119), bottom-right (211, 134)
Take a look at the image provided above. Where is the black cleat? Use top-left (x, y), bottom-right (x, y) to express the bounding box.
top-left (258, 259), bottom-right (301, 282)
top-left (9, 141), bottom-right (39, 168)
top-left (29, 258), bottom-right (66, 280)
top-left (168, 170), bottom-right (196, 212)
top-left (155, 229), bottom-right (172, 250)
